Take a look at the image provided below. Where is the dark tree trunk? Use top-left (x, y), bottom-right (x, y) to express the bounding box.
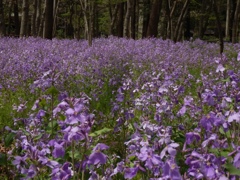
top-left (124, 0), bottom-right (131, 37)
top-left (116, 2), bottom-right (124, 37)
top-left (43, 0), bottom-right (53, 39)
top-left (0, 0), bottom-right (6, 37)
top-left (7, 1), bottom-right (13, 35)
top-left (173, 0), bottom-right (190, 42)
top-left (31, 0), bottom-right (37, 36)
top-left (146, 0), bottom-right (163, 37)
top-left (232, 0), bottom-right (240, 43)
top-left (130, 0), bottom-right (136, 39)
top-left (13, 0), bottom-right (20, 36)
top-left (213, 0), bottom-right (224, 54)
top-left (184, 5), bottom-right (191, 40)
top-left (20, 0), bottom-right (29, 37)
top-left (142, 0), bottom-right (150, 38)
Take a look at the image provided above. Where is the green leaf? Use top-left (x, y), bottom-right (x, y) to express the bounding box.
top-left (89, 127), bottom-right (111, 137)
top-left (4, 132), bottom-right (15, 148)
top-left (224, 163), bottom-right (240, 176)
top-left (46, 86), bottom-right (59, 95)
top-left (0, 153), bottom-right (7, 165)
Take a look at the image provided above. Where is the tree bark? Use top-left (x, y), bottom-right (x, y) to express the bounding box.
top-left (173, 0), bottom-right (190, 42)
top-left (225, 0), bottom-right (230, 39)
top-left (130, 0), bottom-right (136, 39)
top-left (232, 0), bottom-right (240, 43)
top-left (0, 0), bottom-right (6, 37)
top-left (166, 0), bottom-right (177, 39)
top-left (13, 0), bottom-right (20, 36)
top-left (116, 2), bottom-right (124, 37)
top-left (142, 0), bottom-right (150, 38)
top-left (124, 0), bottom-right (131, 38)
top-left (31, 0), bottom-right (37, 36)
top-left (213, 0), bottom-right (224, 54)
top-left (146, 0), bottom-right (163, 37)
top-left (43, 0), bottom-right (53, 39)
top-left (20, 0), bottom-right (29, 37)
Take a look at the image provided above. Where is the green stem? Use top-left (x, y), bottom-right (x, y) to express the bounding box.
top-left (72, 141), bottom-right (76, 180)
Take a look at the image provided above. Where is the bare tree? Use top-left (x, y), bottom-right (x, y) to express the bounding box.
top-left (13, 0), bottom-right (20, 36)
top-left (116, 2), bottom-right (124, 37)
top-left (20, 0), bottom-right (29, 37)
top-left (225, 0), bottom-right (230, 39)
top-left (173, 0), bottom-right (190, 42)
top-left (232, 0), bottom-right (240, 43)
top-left (146, 0), bottom-right (163, 37)
top-left (79, 0), bottom-right (94, 46)
top-left (43, 0), bottom-right (54, 39)
top-left (31, 0), bottom-right (37, 36)
top-left (0, 0), bottom-right (5, 37)
top-left (124, 0), bottom-right (131, 37)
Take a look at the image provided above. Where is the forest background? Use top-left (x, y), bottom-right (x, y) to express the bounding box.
top-left (0, 0), bottom-right (239, 45)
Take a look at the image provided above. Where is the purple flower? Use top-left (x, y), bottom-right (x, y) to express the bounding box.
top-left (88, 152), bottom-right (108, 165)
top-left (185, 132), bottom-right (201, 145)
top-left (162, 159), bottom-right (182, 180)
top-left (124, 166), bottom-right (139, 179)
top-left (88, 143), bottom-right (109, 165)
top-left (138, 146), bottom-right (162, 170)
top-left (160, 143), bottom-right (179, 159)
top-left (52, 142), bottom-right (65, 158)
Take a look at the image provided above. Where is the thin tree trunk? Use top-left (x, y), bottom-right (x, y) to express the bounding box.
top-left (116, 2), bottom-right (124, 37)
top-left (130, 0), bottom-right (136, 39)
top-left (142, 0), bottom-right (150, 38)
top-left (20, 0), bottom-right (29, 37)
top-left (7, 1), bottom-right (13, 35)
top-left (226, 0), bottom-right (230, 39)
top-left (36, 0), bottom-right (42, 33)
top-left (53, 0), bottom-right (59, 37)
top-left (31, 0), bottom-right (37, 36)
top-left (135, 0), bottom-right (139, 38)
top-left (43, 0), bottom-right (53, 39)
top-left (173, 0), bottom-right (190, 42)
top-left (0, 0), bottom-right (6, 37)
top-left (38, 1), bottom-right (45, 37)
top-left (124, 0), bottom-right (131, 38)
top-left (232, 0), bottom-right (240, 43)
top-left (110, 3), bottom-right (119, 35)
top-left (146, 0), bottom-right (163, 37)
top-left (213, 0), bottom-right (224, 54)
top-left (13, 0), bottom-right (20, 36)
top-left (166, 0), bottom-right (177, 39)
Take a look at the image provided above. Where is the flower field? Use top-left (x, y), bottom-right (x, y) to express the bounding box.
top-left (0, 37), bottom-right (240, 179)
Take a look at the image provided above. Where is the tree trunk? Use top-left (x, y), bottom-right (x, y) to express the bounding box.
top-left (116, 2), bottom-right (124, 37)
top-left (166, 0), bottom-right (177, 39)
top-left (43, 0), bottom-right (53, 39)
top-left (36, 0), bottom-right (42, 33)
top-left (142, 0), bottom-right (150, 38)
top-left (213, 0), bottom-right (224, 54)
top-left (52, 0), bottom-right (59, 37)
top-left (232, 0), bottom-right (240, 43)
top-left (173, 0), bottom-right (190, 42)
top-left (13, 0), bottom-right (20, 37)
top-left (31, 0), bottom-right (37, 36)
top-left (124, 0), bottom-right (131, 38)
top-left (0, 0), bottom-right (6, 37)
top-left (38, 1), bottom-right (45, 37)
top-left (110, 3), bottom-right (119, 35)
top-left (7, 1), bottom-right (13, 35)
top-left (130, 0), bottom-right (136, 39)
top-left (146, 0), bottom-right (163, 37)
top-left (225, 0), bottom-right (230, 39)
top-left (20, 0), bottom-right (29, 37)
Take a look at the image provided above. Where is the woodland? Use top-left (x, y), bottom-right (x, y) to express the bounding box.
top-left (0, 0), bottom-right (239, 45)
